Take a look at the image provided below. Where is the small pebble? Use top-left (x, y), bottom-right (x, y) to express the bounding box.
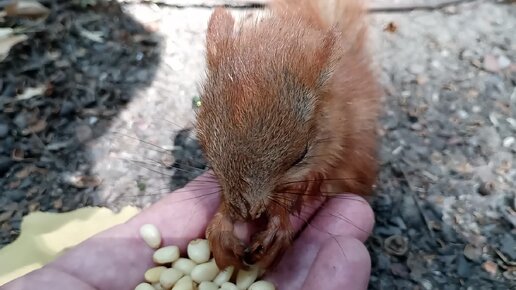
top-left (145, 266), bottom-right (167, 284)
top-left (7, 190), bottom-right (24, 203)
top-left (172, 258), bottom-right (197, 275)
top-left (60, 100), bottom-right (75, 115)
top-left (88, 116), bottom-right (98, 125)
top-left (457, 110), bottom-right (468, 119)
top-left (191, 260), bottom-right (220, 283)
top-left (421, 279), bottom-right (433, 290)
top-left (153, 246), bottom-right (180, 264)
top-left (249, 281), bottom-right (276, 290)
top-left (135, 282), bottom-right (156, 290)
top-left (187, 239), bottom-right (211, 263)
top-left (503, 136), bottom-right (515, 148)
top-left (75, 124), bottom-right (93, 143)
top-left (483, 54), bottom-right (499, 72)
top-left (463, 244), bottom-right (482, 261)
top-left (0, 123), bottom-right (8, 138)
top-left (0, 156), bottom-right (13, 175)
top-left (139, 224), bottom-right (162, 249)
top-left (236, 266), bottom-right (259, 290)
top-left (409, 63), bottom-right (425, 74)
top-left (498, 55), bottom-right (511, 69)
top-left (159, 268), bottom-right (183, 289)
top-left (13, 114), bottom-right (27, 129)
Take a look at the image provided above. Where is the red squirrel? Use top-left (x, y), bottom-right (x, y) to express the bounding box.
top-left (195, 0), bottom-right (381, 271)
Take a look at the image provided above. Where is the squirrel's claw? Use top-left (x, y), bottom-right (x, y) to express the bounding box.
top-left (244, 213), bottom-right (293, 269)
top-left (206, 206), bottom-right (246, 270)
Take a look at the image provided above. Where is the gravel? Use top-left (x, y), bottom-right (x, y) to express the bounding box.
top-left (0, 0), bottom-right (514, 288)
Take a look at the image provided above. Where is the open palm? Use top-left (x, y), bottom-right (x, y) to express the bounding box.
top-left (1, 173), bottom-right (374, 290)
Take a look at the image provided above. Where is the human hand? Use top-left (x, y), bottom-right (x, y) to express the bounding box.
top-left (1, 173), bottom-right (374, 290)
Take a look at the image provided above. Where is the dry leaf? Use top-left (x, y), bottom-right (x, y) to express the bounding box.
top-left (46, 140), bottom-right (71, 151)
top-left (5, 0), bottom-right (50, 19)
top-left (28, 202), bottom-right (39, 212)
top-left (53, 198), bottom-right (63, 209)
top-left (65, 174), bottom-right (102, 188)
top-left (384, 21), bottom-right (398, 33)
top-left (8, 180), bottom-right (21, 189)
top-left (482, 261), bottom-right (498, 276)
top-left (161, 154), bottom-right (175, 168)
top-left (11, 148), bottom-right (24, 161)
top-left (22, 119), bottom-right (47, 135)
top-left (0, 33), bottom-right (28, 62)
top-left (15, 85), bottom-right (46, 100)
top-left (15, 165), bottom-right (35, 179)
top-left (384, 235), bottom-right (409, 256)
top-left (416, 74), bottom-right (429, 85)
top-left (0, 210), bottom-right (15, 223)
top-left (483, 54), bottom-right (500, 72)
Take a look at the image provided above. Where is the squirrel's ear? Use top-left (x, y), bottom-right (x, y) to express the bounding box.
top-left (206, 8), bottom-right (234, 68)
top-left (315, 28), bottom-right (338, 88)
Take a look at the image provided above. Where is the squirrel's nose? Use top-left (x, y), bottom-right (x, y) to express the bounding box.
top-left (248, 203), bottom-right (265, 220)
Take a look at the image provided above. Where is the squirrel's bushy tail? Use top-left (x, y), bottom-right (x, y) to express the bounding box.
top-left (270, 0), bottom-right (369, 51)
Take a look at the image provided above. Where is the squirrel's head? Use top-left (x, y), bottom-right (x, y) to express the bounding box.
top-left (196, 8), bottom-right (337, 221)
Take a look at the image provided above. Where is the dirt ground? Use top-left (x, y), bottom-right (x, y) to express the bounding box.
top-left (0, 0), bottom-right (515, 289)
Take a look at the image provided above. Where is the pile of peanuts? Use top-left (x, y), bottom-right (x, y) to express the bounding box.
top-left (136, 224), bottom-right (276, 290)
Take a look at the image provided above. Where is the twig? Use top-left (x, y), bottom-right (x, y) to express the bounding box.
top-left (400, 168), bottom-right (436, 239)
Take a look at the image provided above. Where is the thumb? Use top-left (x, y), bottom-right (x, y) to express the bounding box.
top-left (301, 237), bottom-right (371, 290)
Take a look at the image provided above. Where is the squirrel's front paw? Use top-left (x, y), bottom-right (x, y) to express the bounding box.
top-left (244, 215), bottom-right (293, 269)
top-left (206, 210), bottom-right (246, 270)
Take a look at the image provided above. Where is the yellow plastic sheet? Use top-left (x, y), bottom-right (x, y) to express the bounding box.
top-left (0, 206), bottom-right (140, 286)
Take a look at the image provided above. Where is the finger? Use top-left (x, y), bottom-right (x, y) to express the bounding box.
top-left (307, 194), bottom-right (375, 243)
top-left (266, 195), bottom-right (374, 289)
top-left (301, 237), bottom-right (371, 290)
top-left (3, 173), bottom-right (221, 290)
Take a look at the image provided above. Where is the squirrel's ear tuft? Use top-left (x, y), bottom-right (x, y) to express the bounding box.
top-left (206, 8), bottom-right (234, 68)
top-left (315, 28), bottom-right (338, 88)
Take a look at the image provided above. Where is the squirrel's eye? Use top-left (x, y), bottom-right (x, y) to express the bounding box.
top-left (291, 146), bottom-right (308, 167)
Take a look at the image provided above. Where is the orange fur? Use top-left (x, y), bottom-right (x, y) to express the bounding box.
top-left (196, 0), bottom-right (381, 270)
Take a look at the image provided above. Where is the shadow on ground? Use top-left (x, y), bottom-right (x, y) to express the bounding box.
top-left (1, 1), bottom-right (514, 289)
top-left (0, 0), bottom-right (162, 246)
